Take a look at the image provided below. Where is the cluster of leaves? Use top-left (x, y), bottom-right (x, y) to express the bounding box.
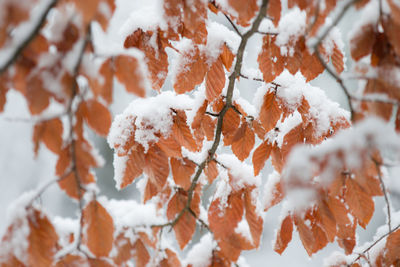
top-left (1, 0), bottom-right (400, 266)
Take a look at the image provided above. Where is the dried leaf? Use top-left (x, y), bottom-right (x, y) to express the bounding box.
top-left (173, 110), bottom-right (198, 152)
top-left (82, 100), bottom-right (112, 136)
top-left (259, 91), bottom-right (281, 132)
top-left (133, 239), bottom-right (150, 267)
top-left (350, 24), bottom-right (375, 61)
top-left (231, 122), bottom-right (255, 161)
top-left (206, 58), bottom-right (225, 102)
top-left (220, 43), bottom-right (235, 71)
top-left (344, 178), bottom-right (374, 228)
top-left (170, 157), bottom-right (196, 190)
top-left (267, 0), bottom-right (282, 26)
top-left (222, 108), bottom-right (241, 145)
top-left (228, 0), bottom-right (259, 26)
top-left (83, 200), bottom-right (114, 257)
top-left (174, 48), bottom-right (208, 94)
top-left (252, 140), bottom-right (272, 176)
top-left (114, 55), bottom-right (146, 97)
top-left (258, 36), bottom-right (285, 83)
top-left (144, 145), bottom-right (169, 190)
top-left (205, 160), bottom-right (219, 183)
top-left (274, 214), bottom-right (293, 254)
top-left (119, 145), bottom-right (145, 189)
top-left (28, 209), bottom-right (59, 267)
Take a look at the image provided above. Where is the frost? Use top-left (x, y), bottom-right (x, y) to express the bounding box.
top-left (205, 21), bottom-right (240, 63)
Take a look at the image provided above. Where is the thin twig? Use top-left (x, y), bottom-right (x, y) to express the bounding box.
top-left (315, 48), bottom-right (355, 121)
top-left (350, 223), bottom-right (400, 265)
top-left (223, 13), bottom-right (242, 37)
top-left (152, 0), bottom-right (271, 231)
top-left (0, 0), bottom-right (59, 74)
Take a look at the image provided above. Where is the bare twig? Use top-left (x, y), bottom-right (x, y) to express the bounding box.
top-left (152, 0), bottom-right (271, 231)
top-left (223, 13), bottom-right (242, 37)
top-left (315, 48), bottom-right (355, 121)
top-left (350, 223), bottom-right (400, 265)
top-left (0, 0), bottom-right (59, 74)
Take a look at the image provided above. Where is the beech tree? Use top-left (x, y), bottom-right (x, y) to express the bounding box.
top-left (1, 0), bottom-right (400, 266)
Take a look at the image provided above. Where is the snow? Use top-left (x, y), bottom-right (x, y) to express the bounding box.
top-left (184, 234), bottom-right (214, 267)
top-left (283, 117), bottom-right (400, 201)
top-left (275, 8), bottom-right (307, 56)
top-left (218, 153), bottom-right (261, 190)
top-left (108, 91), bottom-right (194, 153)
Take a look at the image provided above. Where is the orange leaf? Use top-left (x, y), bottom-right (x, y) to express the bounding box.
top-left (259, 91), bottom-right (281, 133)
top-left (350, 24), bottom-right (375, 61)
top-left (300, 48), bottom-right (325, 81)
top-left (27, 209), bottom-right (59, 267)
top-left (170, 157), bottom-right (196, 190)
top-left (58, 172), bottom-right (92, 199)
top-left (274, 214), bottom-right (293, 254)
top-left (267, 0), bottom-right (282, 26)
top-left (244, 188), bottom-right (263, 247)
top-left (384, 229), bottom-right (400, 266)
top-left (173, 48), bottom-right (208, 94)
top-left (252, 140), bottom-right (272, 176)
top-left (281, 123), bottom-right (304, 160)
top-left (160, 248), bottom-right (181, 267)
top-left (228, 0), bottom-right (259, 26)
top-left (294, 214), bottom-right (316, 256)
top-left (144, 145), bottom-right (169, 190)
top-left (206, 58), bottom-right (225, 102)
top-left (172, 110), bottom-right (198, 152)
top-left (205, 160), bottom-right (219, 184)
top-left (271, 145), bottom-right (284, 173)
top-left (264, 177), bottom-right (284, 211)
top-left (33, 118), bottom-right (63, 155)
top-left (82, 99), bottom-right (112, 136)
top-left (220, 43), bottom-right (235, 71)
top-left (133, 239), bottom-right (150, 267)
top-left (167, 190), bottom-right (196, 249)
top-left (258, 36), bottom-right (285, 83)
top-left (222, 108), bottom-right (241, 145)
top-left (83, 200), bottom-right (114, 257)
top-left (231, 122), bottom-right (255, 161)
top-left (344, 178), bottom-right (374, 228)
top-left (332, 44), bottom-right (344, 74)
top-left (157, 134), bottom-right (182, 158)
top-left (114, 55), bottom-right (146, 97)
top-left (119, 145), bottom-right (145, 189)
top-left (86, 58), bottom-right (113, 104)
top-left (317, 201), bottom-right (337, 243)
top-left (55, 146), bottom-right (71, 176)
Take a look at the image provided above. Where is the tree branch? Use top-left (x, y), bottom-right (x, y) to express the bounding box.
top-left (153, 0), bottom-right (271, 231)
top-left (372, 159), bottom-right (392, 232)
top-left (0, 0), bottom-right (59, 74)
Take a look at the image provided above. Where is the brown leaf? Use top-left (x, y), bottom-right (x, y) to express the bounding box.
top-left (174, 48), bottom-right (208, 94)
top-left (170, 157), bottom-right (196, 190)
top-left (132, 239), bottom-right (150, 267)
top-left (119, 145), bottom-right (145, 189)
top-left (271, 145), bottom-right (284, 173)
top-left (33, 118), bottom-right (63, 155)
top-left (114, 55), bottom-right (146, 97)
top-left (244, 188), bottom-right (263, 247)
top-left (206, 58), bottom-right (225, 102)
top-left (167, 190), bottom-right (197, 249)
top-left (173, 110), bottom-right (198, 152)
top-left (205, 160), bottom-right (219, 184)
top-left (281, 124), bottom-right (304, 160)
top-left (350, 24), bottom-right (375, 61)
top-left (267, 0), bottom-right (282, 26)
top-left (86, 58), bottom-right (113, 104)
top-left (220, 43), bottom-right (235, 71)
top-left (144, 145), bottom-right (169, 190)
top-left (264, 178), bottom-right (284, 211)
top-left (28, 209), bottom-right (59, 267)
top-left (252, 140), bottom-right (272, 176)
top-left (157, 134), bottom-right (182, 158)
top-left (231, 122), bottom-right (255, 161)
top-left (228, 0), bottom-right (259, 26)
top-left (259, 91), bottom-right (281, 132)
top-left (344, 178), bottom-right (374, 228)
top-left (222, 108), bottom-right (241, 145)
top-left (258, 36), bottom-right (285, 83)
top-left (274, 214), bottom-right (293, 254)
top-left (384, 229), bottom-right (400, 266)
top-left (56, 146), bottom-right (71, 176)
top-left (300, 48), bottom-right (325, 81)
top-left (83, 200), bottom-right (114, 257)
top-left (331, 44), bottom-right (344, 74)
top-left (159, 248), bottom-right (181, 267)
top-left (82, 100), bottom-right (112, 136)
